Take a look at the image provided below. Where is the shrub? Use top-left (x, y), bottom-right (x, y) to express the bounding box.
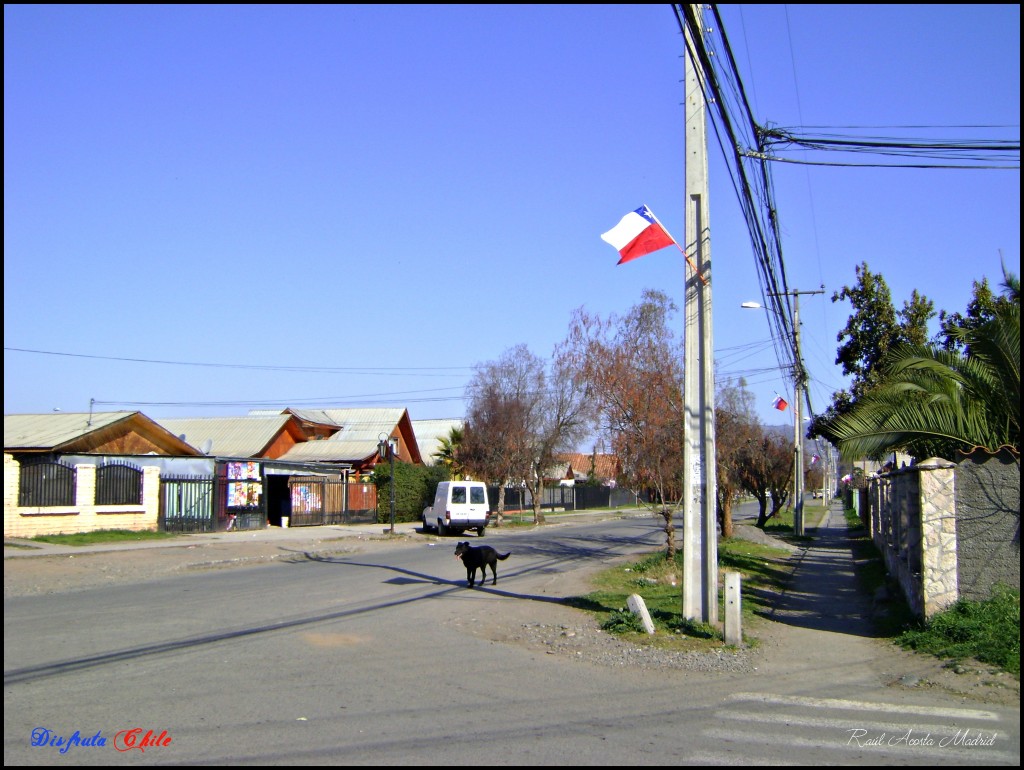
top-left (373, 461), bottom-right (449, 523)
top-left (896, 586), bottom-right (1020, 676)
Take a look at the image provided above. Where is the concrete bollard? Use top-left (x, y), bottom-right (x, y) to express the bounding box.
top-left (724, 571), bottom-right (742, 645)
top-left (627, 593), bottom-right (656, 635)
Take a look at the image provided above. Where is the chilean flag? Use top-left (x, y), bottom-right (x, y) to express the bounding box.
top-left (601, 205), bottom-right (676, 265)
top-left (773, 395), bottom-right (788, 411)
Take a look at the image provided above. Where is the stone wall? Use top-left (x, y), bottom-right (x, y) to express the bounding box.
top-left (867, 452), bottom-right (1020, 619)
top-left (869, 458), bottom-right (958, 619)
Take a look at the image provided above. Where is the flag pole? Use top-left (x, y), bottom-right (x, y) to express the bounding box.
top-left (644, 205), bottom-right (707, 286)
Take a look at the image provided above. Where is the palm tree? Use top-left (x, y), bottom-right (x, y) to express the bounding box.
top-left (830, 300), bottom-right (1019, 461)
top-left (433, 426), bottom-right (465, 480)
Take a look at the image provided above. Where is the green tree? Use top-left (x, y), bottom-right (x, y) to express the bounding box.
top-left (811, 263), bottom-right (935, 447)
top-left (937, 274), bottom-right (1019, 353)
top-left (828, 286), bottom-right (1019, 461)
top-left (433, 426), bottom-right (464, 480)
top-left (832, 263), bottom-right (935, 397)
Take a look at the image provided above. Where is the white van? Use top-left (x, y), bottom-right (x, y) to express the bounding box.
top-left (422, 481), bottom-right (490, 537)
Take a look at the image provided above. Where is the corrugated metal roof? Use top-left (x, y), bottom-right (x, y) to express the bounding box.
top-left (156, 416), bottom-right (291, 458)
top-left (4, 411), bottom-right (139, 450)
top-left (278, 440), bottom-right (377, 464)
top-left (239, 407), bottom-right (416, 464)
top-left (411, 418), bottom-right (463, 466)
top-left (288, 408), bottom-right (406, 433)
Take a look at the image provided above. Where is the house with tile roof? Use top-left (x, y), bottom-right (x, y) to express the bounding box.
top-left (554, 452), bottom-right (621, 486)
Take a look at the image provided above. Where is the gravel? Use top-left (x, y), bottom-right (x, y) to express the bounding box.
top-left (486, 618), bottom-right (760, 674)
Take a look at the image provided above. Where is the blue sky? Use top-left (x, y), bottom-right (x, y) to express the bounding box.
top-left (4, 4), bottom-right (1019, 442)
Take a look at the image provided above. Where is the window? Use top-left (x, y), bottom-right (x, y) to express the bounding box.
top-left (451, 486), bottom-right (467, 504)
top-left (470, 486), bottom-right (485, 504)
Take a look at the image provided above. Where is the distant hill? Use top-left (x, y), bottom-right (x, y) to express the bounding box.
top-left (763, 423), bottom-right (824, 459)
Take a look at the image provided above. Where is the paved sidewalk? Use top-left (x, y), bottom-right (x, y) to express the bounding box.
top-left (2, 520), bottom-right (422, 559)
top-left (766, 499), bottom-right (875, 634)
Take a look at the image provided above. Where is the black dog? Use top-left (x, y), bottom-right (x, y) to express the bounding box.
top-left (454, 541), bottom-right (510, 587)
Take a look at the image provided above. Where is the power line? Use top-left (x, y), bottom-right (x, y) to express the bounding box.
top-left (4, 346), bottom-right (473, 377)
top-left (755, 124), bottom-right (1019, 168)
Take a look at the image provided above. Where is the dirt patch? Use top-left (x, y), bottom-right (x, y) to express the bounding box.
top-left (3, 538), bottom-right (391, 598)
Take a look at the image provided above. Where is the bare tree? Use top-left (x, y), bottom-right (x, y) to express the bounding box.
top-left (714, 379), bottom-right (760, 539)
top-left (738, 432), bottom-right (793, 528)
top-left (565, 290), bottom-right (685, 558)
top-left (461, 348), bottom-right (536, 523)
top-left (522, 348), bottom-right (592, 524)
top-left (462, 344), bottom-right (591, 525)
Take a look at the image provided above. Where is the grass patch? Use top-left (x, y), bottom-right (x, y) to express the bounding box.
top-left (839, 507), bottom-right (1019, 677)
top-left (572, 538), bottom-right (794, 650)
top-left (30, 529), bottom-right (180, 546)
top-left (843, 506), bottom-right (864, 530)
top-left (896, 587), bottom-right (1020, 678)
top-left (490, 516), bottom-right (542, 528)
top-left (718, 539), bottom-right (798, 620)
top-left (758, 505), bottom-right (816, 545)
top-left (767, 501), bottom-right (828, 523)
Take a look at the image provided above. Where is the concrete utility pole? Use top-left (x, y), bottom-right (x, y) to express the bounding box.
top-left (768, 287), bottom-right (823, 536)
top-left (681, 3), bottom-right (718, 624)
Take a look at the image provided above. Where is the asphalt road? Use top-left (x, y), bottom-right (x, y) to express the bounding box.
top-left (4, 515), bottom-right (1019, 766)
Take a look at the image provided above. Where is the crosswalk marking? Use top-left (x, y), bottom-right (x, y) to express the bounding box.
top-left (714, 708), bottom-right (989, 737)
top-left (683, 751), bottom-right (801, 766)
top-left (726, 691), bottom-right (1000, 721)
top-left (688, 691), bottom-right (1018, 765)
top-left (700, 726), bottom-right (1017, 763)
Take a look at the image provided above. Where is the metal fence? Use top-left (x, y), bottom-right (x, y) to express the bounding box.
top-left (17, 459), bottom-right (76, 507)
top-left (486, 485), bottom-right (638, 512)
top-left (95, 461), bottom-right (143, 505)
top-left (288, 477), bottom-right (376, 527)
top-left (160, 475), bottom-right (216, 533)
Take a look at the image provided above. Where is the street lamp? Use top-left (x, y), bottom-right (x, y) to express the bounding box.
top-left (378, 433), bottom-right (397, 535)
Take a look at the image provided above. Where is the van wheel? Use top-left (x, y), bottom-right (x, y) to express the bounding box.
top-left (422, 516), bottom-right (431, 534)
top-left (437, 521), bottom-right (447, 536)
top-left (476, 527), bottom-right (485, 537)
